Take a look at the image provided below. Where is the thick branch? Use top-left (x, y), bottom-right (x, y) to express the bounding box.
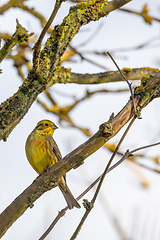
top-left (0, 0), bottom-right (132, 141)
top-left (39, 0), bottom-right (132, 77)
top-left (0, 71), bottom-right (160, 237)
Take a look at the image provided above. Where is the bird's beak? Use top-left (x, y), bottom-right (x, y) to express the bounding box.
top-left (52, 124), bottom-right (58, 130)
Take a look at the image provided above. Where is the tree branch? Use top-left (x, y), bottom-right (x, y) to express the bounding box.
top-left (0, 0), bottom-right (132, 141)
top-left (0, 100), bottom-right (134, 237)
top-left (0, 71), bottom-right (160, 237)
top-left (68, 67), bottom-right (159, 84)
top-left (119, 6), bottom-right (160, 24)
top-left (33, 0), bottom-right (64, 72)
top-left (0, 20), bottom-right (33, 63)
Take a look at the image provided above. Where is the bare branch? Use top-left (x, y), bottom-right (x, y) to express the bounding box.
top-left (1, 69), bottom-right (160, 236)
top-left (0, 95), bottom-right (138, 236)
top-left (107, 52), bottom-right (138, 117)
top-left (119, 6), bottom-right (160, 24)
top-left (0, 0), bottom-right (132, 141)
top-left (69, 68), bottom-right (159, 84)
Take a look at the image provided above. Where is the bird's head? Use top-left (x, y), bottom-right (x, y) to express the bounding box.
top-left (35, 120), bottom-right (58, 136)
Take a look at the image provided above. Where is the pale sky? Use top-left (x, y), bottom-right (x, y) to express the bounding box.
top-left (1, 0), bottom-right (160, 239)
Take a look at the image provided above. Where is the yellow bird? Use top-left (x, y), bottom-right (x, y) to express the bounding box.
top-left (25, 120), bottom-right (80, 209)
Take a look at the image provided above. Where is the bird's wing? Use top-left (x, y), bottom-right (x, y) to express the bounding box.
top-left (52, 138), bottom-right (62, 162)
top-left (47, 135), bottom-right (66, 181)
top-left (47, 135), bottom-right (62, 162)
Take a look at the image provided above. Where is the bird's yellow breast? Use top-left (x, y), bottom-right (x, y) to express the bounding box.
top-left (25, 132), bottom-right (57, 175)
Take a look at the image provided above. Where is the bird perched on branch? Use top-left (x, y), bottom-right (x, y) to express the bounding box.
top-left (25, 119), bottom-right (80, 209)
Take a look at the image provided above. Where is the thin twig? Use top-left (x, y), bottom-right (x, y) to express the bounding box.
top-left (79, 140), bottom-right (160, 202)
top-left (32, 0), bottom-right (63, 72)
top-left (76, 22), bottom-right (104, 48)
top-left (107, 52), bottom-right (138, 117)
top-left (38, 208), bottom-right (67, 240)
top-left (129, 159), bottom-right (160, 174)
top-left (119, 8), bottom-right (160, 23)
top-left (92, 116), bottom-right (136, 201)
top-left (70, 46), bottom-right (109, 70)
top-left (70, 116), bottom-right (136, 240)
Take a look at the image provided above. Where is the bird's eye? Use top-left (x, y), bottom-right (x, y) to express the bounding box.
top-left (45, 123), bottom-right (48, 126)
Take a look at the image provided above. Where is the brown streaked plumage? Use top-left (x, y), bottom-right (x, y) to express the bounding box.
top-left (25, 120), bottom-right (80, 209)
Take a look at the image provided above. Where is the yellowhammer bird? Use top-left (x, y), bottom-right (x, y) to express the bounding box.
top-left (25, 119), bottom-right (80, 209)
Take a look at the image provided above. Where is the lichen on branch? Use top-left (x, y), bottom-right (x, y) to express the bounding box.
top-left (0, 20), bottom-right (33, 63)
top-left (0, 0), bottom-right (132, 141)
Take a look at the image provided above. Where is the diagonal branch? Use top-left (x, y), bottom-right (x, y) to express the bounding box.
top-left (0, 71), bottom-right (160, 237)
top-left (0, 98), bottom-right (135, 237)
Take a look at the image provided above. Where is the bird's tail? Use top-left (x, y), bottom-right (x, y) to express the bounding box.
top-left (58, 177), bottom-right (81, 209)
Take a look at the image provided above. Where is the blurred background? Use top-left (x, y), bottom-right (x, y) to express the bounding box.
top-left (1, 0), bottom-right (160, 239)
